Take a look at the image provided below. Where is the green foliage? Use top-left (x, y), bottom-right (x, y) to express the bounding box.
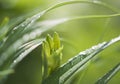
top-left (96, 63), bottom-right (120, 84)
top-left (42, 36), bottom-right (120, 84)
top-left (0, 0), bottom-right (120, 84)
top-left (0, 69), bottom-right (14, 81)
top-left (0, 17), bottom-right (9, 44)
top-left (42, 32), bottom-right (63, 80)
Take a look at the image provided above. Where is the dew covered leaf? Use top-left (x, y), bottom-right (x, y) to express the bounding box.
top-left (43, 36), bottom-right (120, 84)
top-left (95, 63), bottom-right (120, 84)
top-left (0, 1), bottom-right (120, 84)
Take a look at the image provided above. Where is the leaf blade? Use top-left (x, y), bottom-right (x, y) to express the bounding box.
top-left (43, 36), bottom-right (120, 84)
top-left (95, 63), bottom-right (120, 84)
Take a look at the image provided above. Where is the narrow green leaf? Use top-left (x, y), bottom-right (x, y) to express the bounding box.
top-left (10, 39), bottom-right (43, 68)
top-left (0, 17), bottom-right (9, 42)
top-left (42, 36), bottom-right (120, 84)
top-left (44, 41), bottom-right (50, 57)
top-left (42, 41), bottom-right (49, 80)
top-left (0, 69), bottom-right (14, 77)
top-left (0, 39), bottom-right (43, 71)
top-left (95, 63), bottom-right (120, 84)
top-left (0, 17), bottom-right (9, 29)
top-left (1, 0), bottom-right (119, 54)
top-left (0, 1), bottom-right (120, 83)
top-left (46, 34), bottom-right (54, 52)
top-left (0, 19), bottom-right (66, 69)
top-left (0, 39), bottom-right (42, 82)
top-left (0, 69), bottom-right (14, 80)
top-left (1, 0), bottom-right (120, 69)
top-left (53, 32), bottom-right (60, 50)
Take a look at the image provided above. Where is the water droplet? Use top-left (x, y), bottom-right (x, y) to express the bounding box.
top-left (30, 32), bottom-right (36, 39)
top-left (91, 46), bottom-right (96, 50)
top-left (79, 51), bottom-right (86, 56)
top-left (14, 60), bottom-right (17, 63)
top-left (13, 27), bottom-right (17, 31)
top-left (23, 34), bottom-right (30, 42)
top-left (93, 0), bottom-right (101, 3)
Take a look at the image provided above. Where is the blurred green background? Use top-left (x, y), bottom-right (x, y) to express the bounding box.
top-left (0, 0), bottom-right (120, 84)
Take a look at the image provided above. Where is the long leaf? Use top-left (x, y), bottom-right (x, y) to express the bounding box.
top-left (0, 69), bottom-right (14, 84)
top-left (42, 36), bottom-right (120, 84)
top-left (0, 0), bottom-right (119, 53)
top-left (0, 17), bottom-right (9, 45)
top-left (0, 0), bottom-right (120, 82)
top-left (0, 19), bottom-right (66, 69)
top-left (9, 39), bottom-right (43, 69)
top-left (95, 63), bottom-right (120, 84)
top-left (0, 39), bottom-right (43, 83)
top-left (1, 0), bottom-right (120, 68)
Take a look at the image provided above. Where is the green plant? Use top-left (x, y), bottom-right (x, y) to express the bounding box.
top-left (0, 0), bottom-right (120, 84)
top-left (42, 35), bottom-right (120, 84)
top-left (42, 32), bottom-right (63, 80)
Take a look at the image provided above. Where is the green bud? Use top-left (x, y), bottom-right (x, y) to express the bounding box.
top-left (46, 34), bottom-right (54, 52)
top-left (41, 32), bottom-right (63, 79)
top-left (44, 41), bottom-right (50, 57)
top-left (53, 32), bottom-right (60, 50)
